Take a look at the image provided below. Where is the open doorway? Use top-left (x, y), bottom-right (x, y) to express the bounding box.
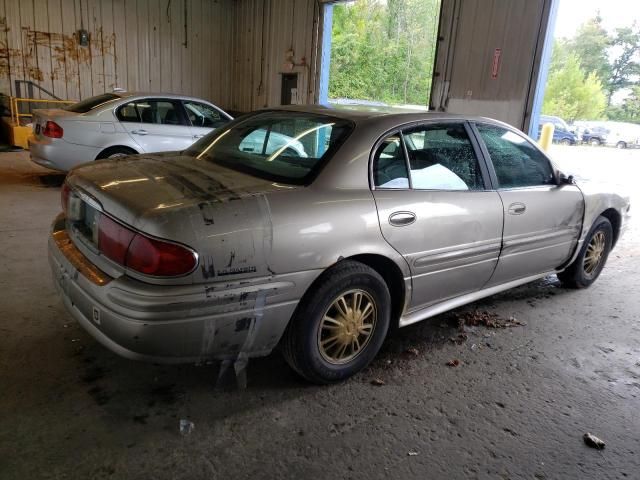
top-left (319, 0), bottom-right (441, 109)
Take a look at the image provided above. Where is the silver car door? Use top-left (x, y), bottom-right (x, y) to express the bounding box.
top-left (371, 122), bottom-right (504, 312)
top-left (182, 100), bottom-right (231, 140)
top-left (473, 123), bottom-right (584, 285)
top-left (117, 99), bottom-right (194, 153)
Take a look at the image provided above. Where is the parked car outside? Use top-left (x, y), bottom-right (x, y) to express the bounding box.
top-left (49, 106), bottom-right (630, 384)
top-left (537, 114), bottom-right (578, 145)
top-left (604, 122), bottom-right (640, 149)
top-left (29, 92), bottom-right (234, 171)
top-left (573, 121), bottom-right (610, 146)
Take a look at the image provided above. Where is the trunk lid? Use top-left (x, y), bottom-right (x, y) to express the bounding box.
top-left (32, 108), bottom-right (80, 137)
top-left (65, 153), bottom-right (296, 283)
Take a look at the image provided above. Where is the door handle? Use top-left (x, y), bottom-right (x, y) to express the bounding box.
top-left (193, 134), bottom-right (205, 139)
top-left (132, 129), bottom-right (148, 135)
top-left (389, 211), bottom-right (416, 226)
top-left (508, 203), bottom-right (526, 215)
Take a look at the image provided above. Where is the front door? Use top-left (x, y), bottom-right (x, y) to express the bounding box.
top-left (371, 122), bottom-right (504, 311)
top-left (182, 100), bottom-right (231, 140)
top-left (473, 123), bottom-right (584, 285)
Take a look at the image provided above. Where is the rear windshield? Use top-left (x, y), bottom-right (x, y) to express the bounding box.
top-left (185, 111), bottom-right (353, 185)
top-left (65, 93), bottom-right (120, 113)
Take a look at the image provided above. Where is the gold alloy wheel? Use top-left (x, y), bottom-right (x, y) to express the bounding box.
top-left (584, 230), bottom-right (606, 276)
top-left (317, 289), bottom-right (377, 365)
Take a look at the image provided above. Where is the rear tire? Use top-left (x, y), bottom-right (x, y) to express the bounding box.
top-left (281, 260), bottom-right (391, 384)
top-left (589, 138), bottom-right (600, 146)
top-left (616, 141), bottom-right (627, 149)
top-left (560, 138), bottom-right (571, 146)
top-left (96, 146), bottom-right (137, 159)
top-left (558, 216), bottom-right (613, 289)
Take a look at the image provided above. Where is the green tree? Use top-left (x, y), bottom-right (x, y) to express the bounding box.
top-left (329, 0), bottom-right (440, 106)
top-left (607, 85), bottom-right (640, 122)
top-left (607, 25), bottom-right (640, 104)
top-left (543, 49), bottom-right (607, 121)
top-left (568, 13), bottom-right (611, 84)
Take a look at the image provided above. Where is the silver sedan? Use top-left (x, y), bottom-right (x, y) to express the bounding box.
top-left (48, 106), bottom-right (630, 384)
top-left (29, 92), bottom-right (233, 171)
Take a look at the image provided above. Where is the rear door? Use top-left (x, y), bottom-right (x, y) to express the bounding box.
top-left (473, 122), bottom-right (584, 285)
top-left (116, 98), bottom-right (194, 152)
top-left (371, 122), bottom-right (504, 311)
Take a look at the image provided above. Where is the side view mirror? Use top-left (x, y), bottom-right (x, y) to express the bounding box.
top-left (557, 172), bottom-right (575, 186)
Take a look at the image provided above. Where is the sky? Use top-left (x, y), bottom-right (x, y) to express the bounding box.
top-left (554, 0), bottom-right (640, 39)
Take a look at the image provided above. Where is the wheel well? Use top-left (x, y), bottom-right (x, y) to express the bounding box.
top-left (97, 145), bottom-right (137, 159)
top-left (600, 208), bottom-right (621, 247)
top-left (348, 254), bottom-right (407, 328)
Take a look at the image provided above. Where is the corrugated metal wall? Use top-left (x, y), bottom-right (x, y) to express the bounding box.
top-left (430, 0), bottom-right (551, 130)
top-left (230, 0), bottom-right (321, 111)
top-left (0, 0), bottom-right (234, 108)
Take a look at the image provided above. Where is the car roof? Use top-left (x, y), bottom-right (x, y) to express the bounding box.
top-left (114, 91), bottom-right (218, 102)
top-left (264, 104), bottom-right (508, 129)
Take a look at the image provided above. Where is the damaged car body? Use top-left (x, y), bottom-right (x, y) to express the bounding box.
top-left (48, 106), bottom-right (631, 384)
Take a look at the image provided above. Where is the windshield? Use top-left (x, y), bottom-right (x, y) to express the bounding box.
top-left (65, 93), bottom-right (120, 113)
top-left (185, 111), bottom-right (354, 185)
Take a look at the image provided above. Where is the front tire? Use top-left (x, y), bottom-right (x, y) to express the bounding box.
top-left (558, 216), bottom-right (613, 289)
top-left (281, 260), bottom-right (391, 384)
top-left (560, 138), bottom-right (572, 146)
top-left (589, 138), bottom-right (600, 146)
top-left (617, 141), bottom-right (627, 149)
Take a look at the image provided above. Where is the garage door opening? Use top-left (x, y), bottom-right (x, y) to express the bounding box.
top-left (319, 0), bottom-right (441, 109)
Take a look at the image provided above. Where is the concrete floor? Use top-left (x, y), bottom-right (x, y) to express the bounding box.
top-left (1, 148), bottom-right (639, 479)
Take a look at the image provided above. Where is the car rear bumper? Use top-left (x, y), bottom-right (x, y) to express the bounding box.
top-left (48, 214), bottom-right (312, 363)
top-left (29, 136), bottom-right (101, 172)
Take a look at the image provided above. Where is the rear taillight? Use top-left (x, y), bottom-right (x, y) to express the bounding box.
top-left (126, 235), bottom-right (198, 276)
top-left (43, 121), bottom-right (63, 138)
top-left (98, 214), bottom-right (136, 265)
top-left (61, 183), bottom-right (70, 213)
top-left (97, 214), bottom-right (197, 277)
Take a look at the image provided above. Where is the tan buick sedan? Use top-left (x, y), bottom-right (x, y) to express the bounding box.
top-left (49, 106), bottom-right (630, 384)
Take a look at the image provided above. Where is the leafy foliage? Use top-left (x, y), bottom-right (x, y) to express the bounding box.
top-left (543, 47), bottom-right (607, 121)
top-left (328, 0), bottom-right (440, 106)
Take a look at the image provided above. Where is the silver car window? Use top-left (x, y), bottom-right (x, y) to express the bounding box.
top-left (186, 111), bottom-right (354, 185)
top-left (183, 101), bottom-right (228, 129)
top-left (403, 124), bottom-right (485, 191)
top-left (372, 136), bottom-right (409, 189)
top-left (476, 123), bottom-right (554, 188)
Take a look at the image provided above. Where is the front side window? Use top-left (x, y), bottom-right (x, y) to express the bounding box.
top-left (476, 124), bottom-right (554, 188)
top-left (183, 101), bottom-right (229, 128)
top-left (185, 111), bottom-right (353, 185)
top-left (403, 124), bottom-right (484, 190)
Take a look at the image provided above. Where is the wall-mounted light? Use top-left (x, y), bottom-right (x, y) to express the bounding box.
top-left (78, 29), bottom-right (89, 47)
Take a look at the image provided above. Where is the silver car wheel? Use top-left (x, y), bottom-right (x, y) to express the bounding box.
top-left (317, 289), bottom-right (377, 365)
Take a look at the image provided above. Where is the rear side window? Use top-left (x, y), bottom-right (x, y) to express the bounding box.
top-left (373, 135), bottom-right (409, 188)
top-left (117, 100), bottom-right (187, 126)
top-left (372, 123), bottom-right (484, 191)
top-left (65, 93), bottom-right (119, 113)
top-left (476, 124), bottom-right (555, 188)
top-left (403, 124), bottom-right (484, 190)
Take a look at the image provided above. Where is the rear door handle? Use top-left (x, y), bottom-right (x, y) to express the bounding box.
top-left (389, 211), bottom-right (416, 226)
top-left (508, 203), bottom-right (526, 215)
top-left (132, 129), bottom-right (148, 135)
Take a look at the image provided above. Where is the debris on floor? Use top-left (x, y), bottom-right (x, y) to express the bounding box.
top-left (404, 347), bottom-right (420, 357)
top-left (446, 359), bottom-right (460, 367)
top-left (583, 432), bottom-right (605, 449)
top-left (370, 378), bottom-right (385, 386)
top-left (407, 451), bottom-right (419, 456)
top-left (456, 310), bottom-right (526, 329)
top-left (179, 419), bottom-right (195, 436)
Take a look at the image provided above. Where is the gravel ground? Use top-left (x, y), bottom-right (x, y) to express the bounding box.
top-left (0, 147), bottom-right (639, 480)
